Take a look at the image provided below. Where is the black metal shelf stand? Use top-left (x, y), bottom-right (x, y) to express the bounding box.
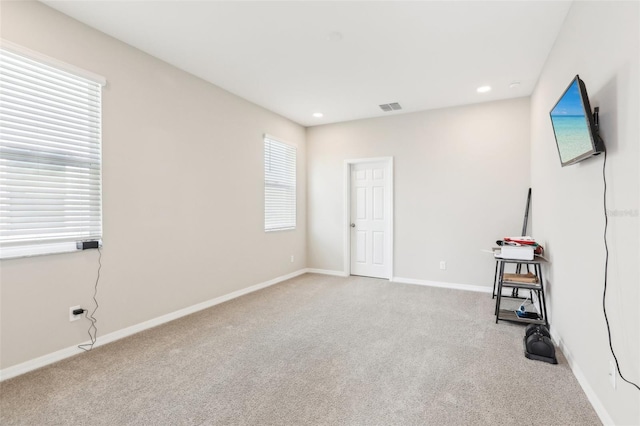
top-left (494, 256), bottom-right (549, 327)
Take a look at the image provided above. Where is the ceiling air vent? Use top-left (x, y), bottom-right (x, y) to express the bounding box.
top-left (379, 102), bottom-right (402, 112)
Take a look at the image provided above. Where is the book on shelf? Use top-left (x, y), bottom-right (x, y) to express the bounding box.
top-left (503, 272), bottom-right (539, 283)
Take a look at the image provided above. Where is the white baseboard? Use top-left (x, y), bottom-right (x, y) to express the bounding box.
top-left (0, 344), bottom-right (83, 383)
top-left (0, 268), bottom-right (307, 382)
top-left (550, 330), bottom-right (615, 426)
top-left (306, 268), bottom-right (349, 277)
top-left (391, 276), bottom-right (492, 294)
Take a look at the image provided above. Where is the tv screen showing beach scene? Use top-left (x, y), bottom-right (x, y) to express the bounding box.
top-left (550, 78), bottom-right (594, 165)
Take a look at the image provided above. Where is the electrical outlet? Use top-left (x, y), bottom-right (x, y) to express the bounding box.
top-left (609, 359), bottom-right (617, 389)
top-left (439, 261), bottom-right (446, 270)
top-left (69, 305), bottom-right (82, 322)
top-left (290, 255), bottom-right (295, 263)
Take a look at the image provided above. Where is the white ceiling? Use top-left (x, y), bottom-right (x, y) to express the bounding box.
top-left (42, 1), bottom-right (572, 127)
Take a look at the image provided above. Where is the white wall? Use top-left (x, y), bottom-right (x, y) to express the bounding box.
top-left (0, 1), bottom-right (306, 369)
top-left (307, 98), bottom-right (531, 287)
top-left (530, 2), bottom-right (639, 424)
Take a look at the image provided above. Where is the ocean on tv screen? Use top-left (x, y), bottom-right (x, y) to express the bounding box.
top-left (551, 114), bottom-right (592, 162)
top-left (551, 79), bottom-right (592, 162)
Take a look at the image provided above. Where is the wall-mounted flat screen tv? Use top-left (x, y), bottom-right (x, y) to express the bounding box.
top-left (550, 75), bottom-right (604, 166)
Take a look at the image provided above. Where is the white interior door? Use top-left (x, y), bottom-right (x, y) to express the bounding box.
top-left (350, 161), bottom-right (390, 278)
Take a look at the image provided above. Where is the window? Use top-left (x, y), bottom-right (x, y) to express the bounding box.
top-left (0, 46), bottom-right (105, 259)
top-left (264, 135), bottom-right (296, 231)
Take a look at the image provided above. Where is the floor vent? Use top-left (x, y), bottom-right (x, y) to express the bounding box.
top-left (379, 102), bottom-right (402, 112)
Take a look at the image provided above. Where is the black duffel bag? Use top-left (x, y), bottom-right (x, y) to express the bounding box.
top-left (524, 324), bottom-right (557, 364)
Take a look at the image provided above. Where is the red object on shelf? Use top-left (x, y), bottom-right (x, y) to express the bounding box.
top-left (504, 237), bottom-right (537, 246)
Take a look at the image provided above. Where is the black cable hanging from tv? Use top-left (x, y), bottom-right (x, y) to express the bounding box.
top-left (601, 150), bottom-right (640, 392)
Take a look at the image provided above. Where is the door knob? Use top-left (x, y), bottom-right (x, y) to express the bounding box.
top-left (350, 223), bottom-right (356, 228)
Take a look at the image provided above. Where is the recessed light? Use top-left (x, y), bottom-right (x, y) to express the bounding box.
top-left (313, 112), bottom-right (324, 118)
top-left (477, 86), bottom-right (491, 93)
top-left (509, 81), bottom-right (521, 89)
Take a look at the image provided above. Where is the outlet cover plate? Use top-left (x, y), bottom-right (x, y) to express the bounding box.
top-left (609, 359), bottom-right (617, 389)
top-left (69, 305), bottom-right (82, 322)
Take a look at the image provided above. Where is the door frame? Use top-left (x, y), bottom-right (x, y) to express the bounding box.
top-left (343, 157), bottom-right (394, 279)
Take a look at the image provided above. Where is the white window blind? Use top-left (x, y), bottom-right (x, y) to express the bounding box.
top-left (264, 135), bottom-right (296, 231)
top-left (0, 47), bottom-right (103, 259)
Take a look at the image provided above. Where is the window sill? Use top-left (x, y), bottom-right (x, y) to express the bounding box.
top-left (265, 227), bottom-right (296, 232)
top-left (0, 241), bottom-right (102, 260)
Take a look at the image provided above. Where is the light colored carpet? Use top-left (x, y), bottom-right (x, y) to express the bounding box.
top-left (0, 274), bottom-right (600, 425)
